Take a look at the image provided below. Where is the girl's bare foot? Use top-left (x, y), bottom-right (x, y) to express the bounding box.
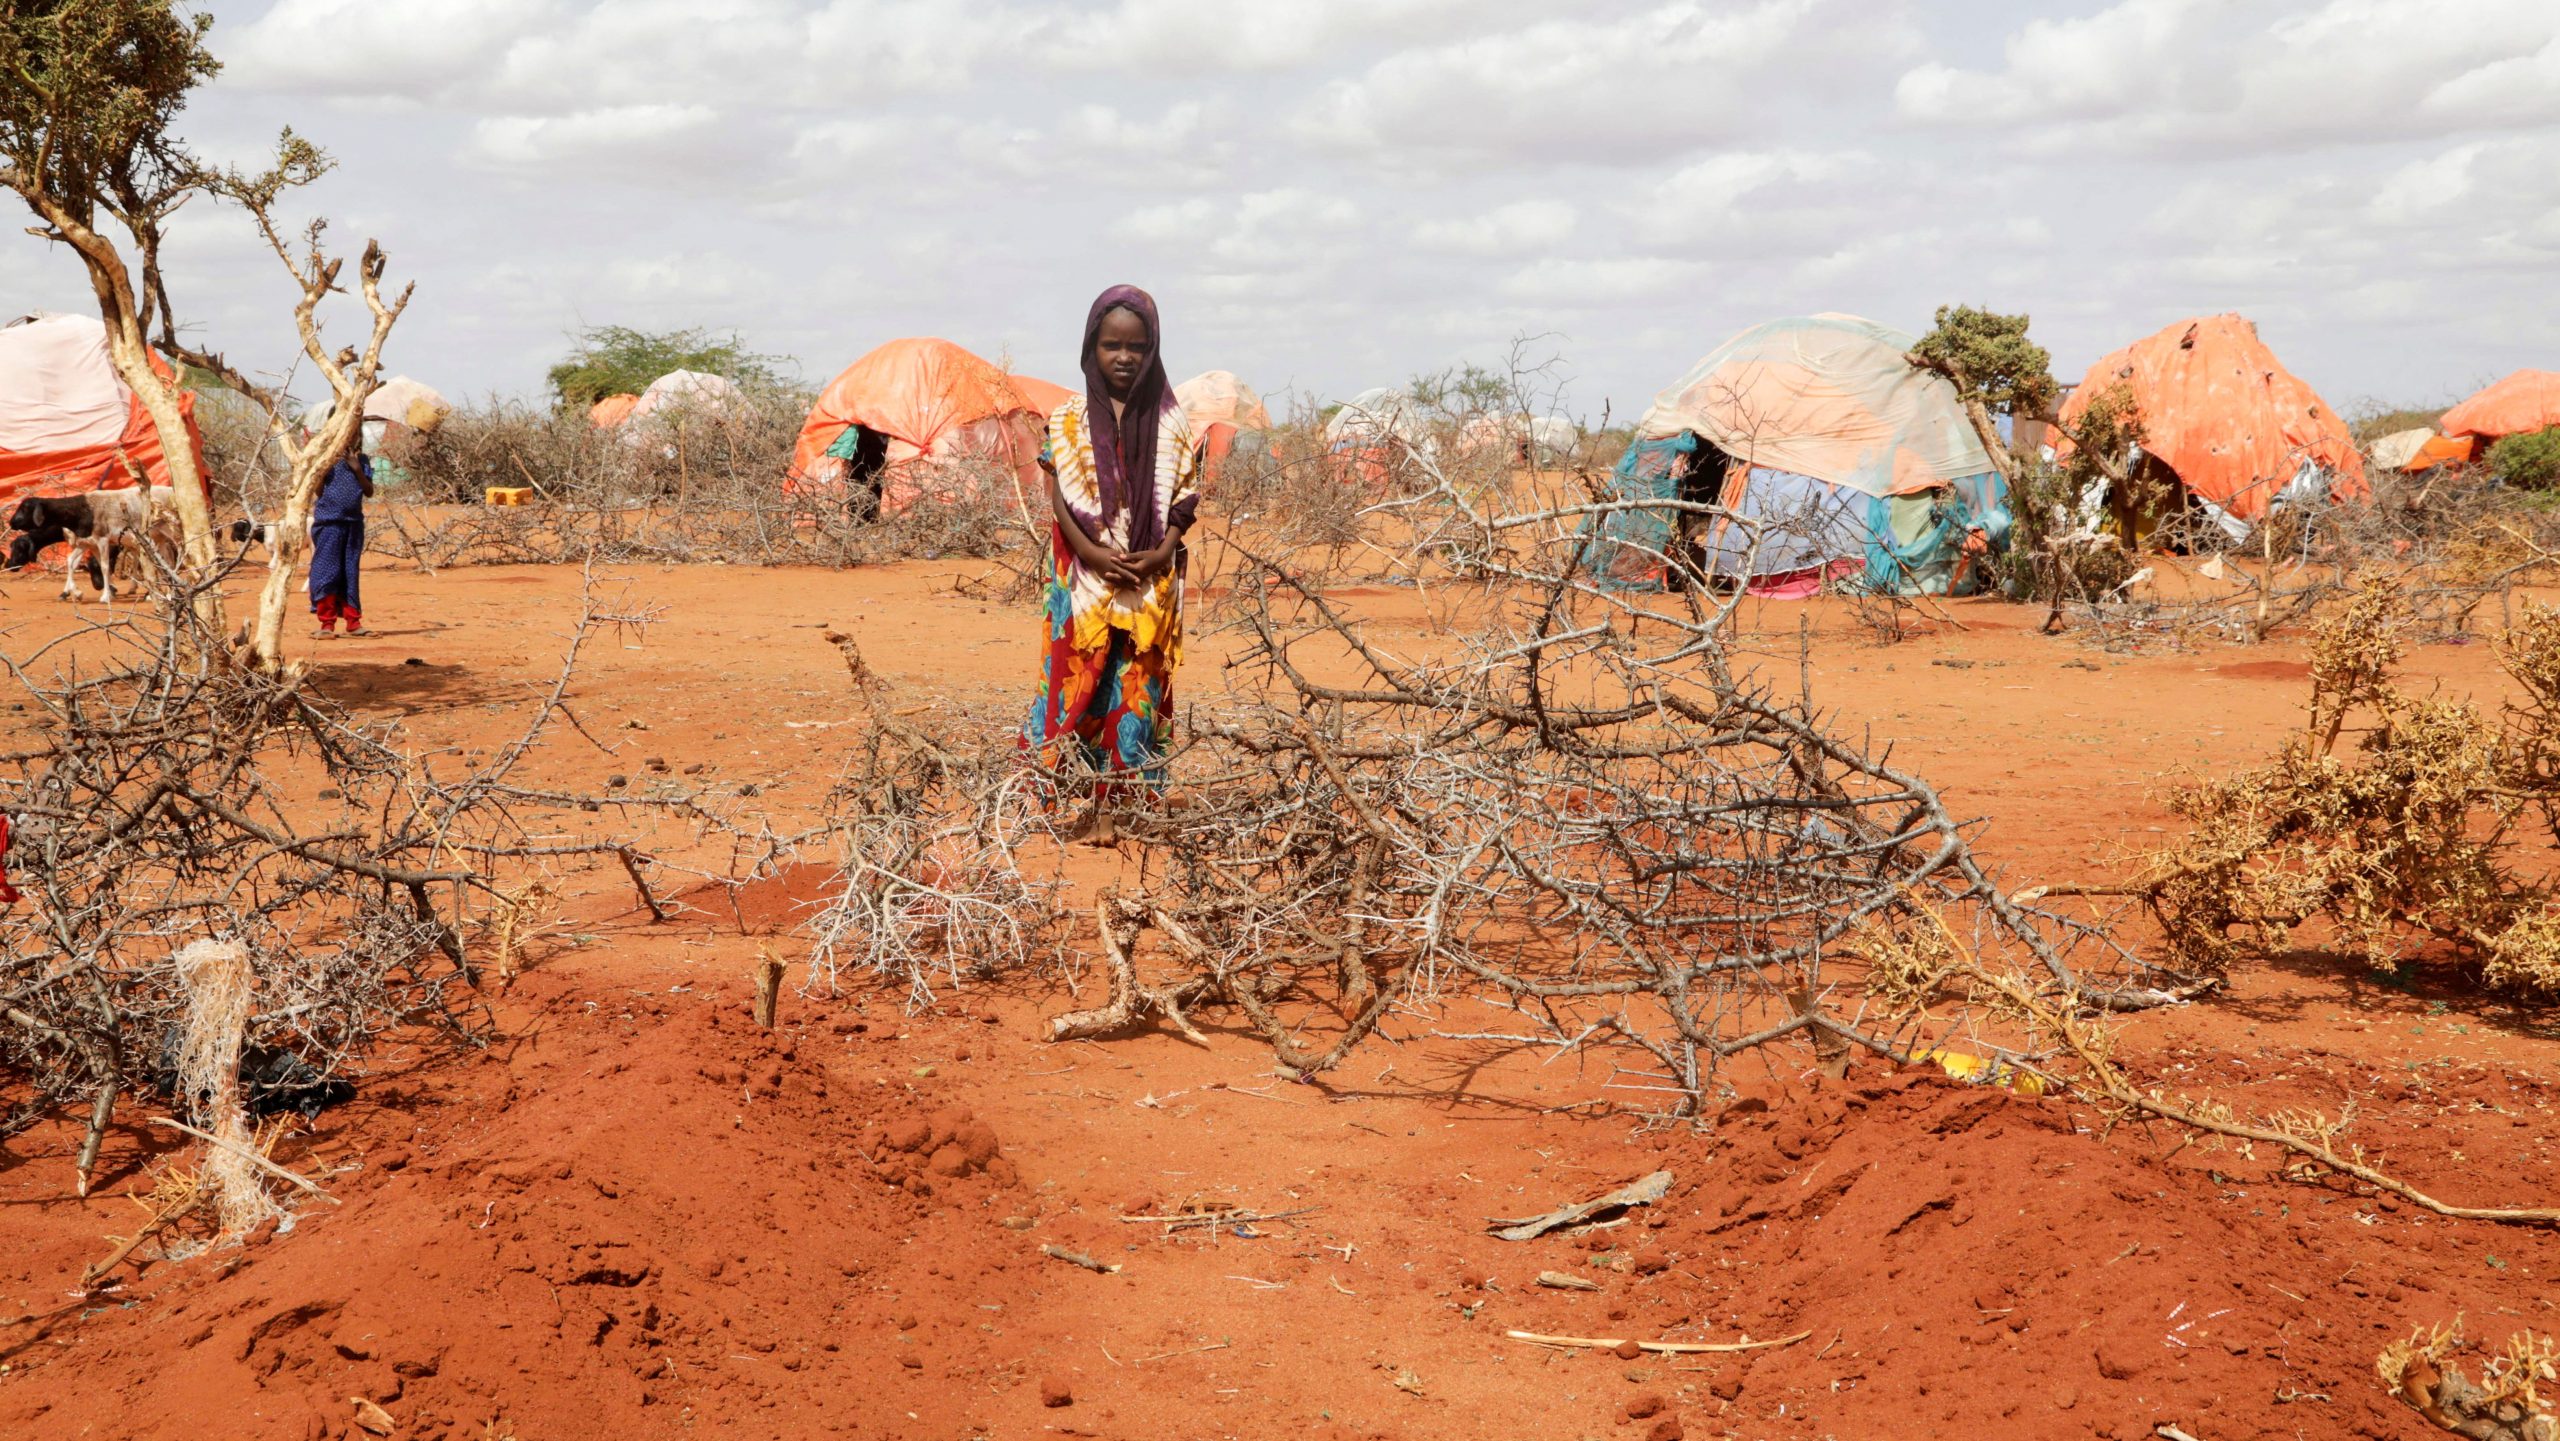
top-left (1069, 808), bottom-right (1119, 847)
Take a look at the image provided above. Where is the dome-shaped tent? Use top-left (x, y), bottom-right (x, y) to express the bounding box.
top-left (787, 339), bottom-right (1046, 515)
top-left (0, 314), bottom-right (205, 503)
top-left (1324, 387), bottom-right (1433, 487)
top-left (304, 375), bottom-right (450, 490)
top-left (1177, 371), bottom-right (1272, 484)
top-left (622, 369), bottom-right (746, 441)
top-left (2053, 315), bottom-right (2363, 528)
top-left (1459, 411), bottom-right (1579, 465)
top-left (1590, 314), bottom-right (2007, 597)
top-left (1007, 375), bottom-right (1076, 417)
top-left (2440, 370), bottom-right (2560, 442)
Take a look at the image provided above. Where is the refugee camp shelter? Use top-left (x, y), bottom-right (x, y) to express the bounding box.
top-left (1460, 411), bottom-right (1579, 465)
top-left (1589, 313), bottom-right (2007, 597)
top-left (304, 375), bottom-right (451, 489)
top-left (787, 339), bottom-right (1046, 515)
top-left (622, 370), bottom-right (746, 437)
top-left (1324, 387), bottom-right (1433, 486)
top-left (1177, 370), bottom-right (1272, 482)
top-left (2054, 314), bottom-right (2363, 532)
top-left (1008, 375), bottom-right (1076, 417)
top-left (2440, 370), bottom-right (2560, 444)
top-left (0, 313), bottom-right (205, 502)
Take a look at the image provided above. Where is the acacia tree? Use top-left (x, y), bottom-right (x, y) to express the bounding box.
top-left (1911, 305), bottom-right (2145, 631)
top-left (0, 2), bottom-right (408, 671)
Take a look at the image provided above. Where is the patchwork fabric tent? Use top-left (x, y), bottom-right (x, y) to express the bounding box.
top-left (1177, 371), bottom-right (1271, 435)
top-left (0, 313), bottom-right (205, 503)
top-left (1177, 371), bottom-right (1272, 483)
top-left (1587, 314), bottom-right (2008, 597)
top-left (1460, 411), bottom-right (1579, 464)
top-left (2053, 314), bottom-right (2363, 528)
top-left (787, 339), bottom-right (1046, 513)
top-left (305, 374), bottom-right (451, 489)
top-left (1324, 388), bottom-right (1433, 487)
top-left (2440, 370), bottom-right (2560, 442)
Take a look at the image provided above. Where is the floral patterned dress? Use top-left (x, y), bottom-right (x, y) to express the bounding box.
top-left (1019, 395), bottom-right (1199, 798)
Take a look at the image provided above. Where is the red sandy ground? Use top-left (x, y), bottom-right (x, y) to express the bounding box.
top-left (0, 559), bottom-right (2554, 1441)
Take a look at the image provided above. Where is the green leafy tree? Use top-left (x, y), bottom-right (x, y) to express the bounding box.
top-left (1910, 305), bottom-right (2059, 419)
top-left (547, 325), bottom-right (788, 410)
top-left (1, 1), bottom-right (223, 580)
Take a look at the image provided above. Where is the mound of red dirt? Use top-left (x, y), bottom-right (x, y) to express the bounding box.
top-left (1490, 1071), bottom-right (2557, 1441)
top-left (0, 979), bottom-right (1029, 1441)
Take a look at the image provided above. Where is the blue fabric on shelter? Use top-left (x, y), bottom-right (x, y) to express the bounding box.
top-left (1577, 434), bottom-right (1695, 587)
top-left (1580, 434), bottom-right (2005, 597)
top-left (308, 518), bottom-right (364, 615)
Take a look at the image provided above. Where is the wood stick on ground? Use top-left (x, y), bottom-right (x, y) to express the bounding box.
top-left (81, 1208), bottom-right (192, 1291)
top-left (751, 949), bottom-right (785, 1029)
top-left (1040, 1244), bottom-right (1120, 1275)
top-left (1118, 1206), bottom-right (1319, 1230)
top-left (146, 1118), bottom-right (340, 1203)
top-left (1536, 1271), bottom-right (1602, 1291)
top-left (617, 846), bottom-right (669, 922)
top-left (1507, 1328), bottom-right (1814, 1354)
top-left (74, 1079), bottom-right (116, 1197)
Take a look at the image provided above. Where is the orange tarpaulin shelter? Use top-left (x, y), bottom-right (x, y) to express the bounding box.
top-left (0, 314), bottom-right (205, 504)
top-left (2440, 370), bottom-right (2560, 441)
top-left (788, 339), bottom-right (1048, 513)
top-left (1007, 374), bottom-right (1075, 417)
top-left (589, 394), bottom-right (640, 428)
top-left (2055, 314), bottom-right (2364, 523)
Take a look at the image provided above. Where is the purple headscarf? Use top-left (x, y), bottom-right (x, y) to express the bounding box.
top-left (1079, 284), bottom-right (1185, 552)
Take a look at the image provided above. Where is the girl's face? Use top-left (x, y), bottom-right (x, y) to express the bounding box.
top-left (1095, 307), bottom-right (1149, 400)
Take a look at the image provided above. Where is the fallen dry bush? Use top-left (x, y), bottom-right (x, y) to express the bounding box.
top-left (2049, 463), bottom-right (2560, 651)
top-left (1032, 459), bottom-right (2189, 1112)
top-left (2379, 1318), bottom-right (2559, 1441)
top-left (0, 569), bottom-right (785, 1219)
top-left (800, 631), bottom-right (1068, 1009)
top-left (2061, 581), bottom-right (2560, 1004)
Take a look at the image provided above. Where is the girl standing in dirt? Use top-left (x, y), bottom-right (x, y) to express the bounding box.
top-left (1020, 285), bottom-right (1200, 843)
top-left (308, 429), bottom-right (374, 637)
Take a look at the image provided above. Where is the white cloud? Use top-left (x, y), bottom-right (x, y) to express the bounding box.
top-left (223, 0), bottom-right (560, 100)
top-left (1897, 0), bottom-right (2560, 155)
top-left (1498, 257), bottom-right (1703, 305)
top-left (464, 104), bottom-right (725, 171)
top-left (1297, 0), bottom-right (1829, 161)
top-left (1038, 0), bottom-right (1502, 72)
top-left (1632, 149), bottom-right (1870, 246)
top-left (1415, 201), bottom-right (1577, 257)
top-left (1120, 189), bottom-right (1363, 270)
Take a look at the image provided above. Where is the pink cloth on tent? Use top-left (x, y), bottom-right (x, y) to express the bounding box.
top-left (1747, 558), bottom-right (1862, 600)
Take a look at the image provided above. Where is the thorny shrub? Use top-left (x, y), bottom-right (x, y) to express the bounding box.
top-left (2124, 582), bottom-right (2560, 1002)
top-left (258, 396), bottom-right (1040, 571)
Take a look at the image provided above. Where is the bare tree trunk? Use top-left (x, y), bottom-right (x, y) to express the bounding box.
top-left (30, 195), bottom-right (222, 625)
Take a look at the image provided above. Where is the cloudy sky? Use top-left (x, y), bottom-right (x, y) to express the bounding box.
top-left (8, 0), bottom-right (2557, 422)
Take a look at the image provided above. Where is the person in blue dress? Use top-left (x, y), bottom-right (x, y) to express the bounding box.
top-left (308, 431), bottom-right (375, 637)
